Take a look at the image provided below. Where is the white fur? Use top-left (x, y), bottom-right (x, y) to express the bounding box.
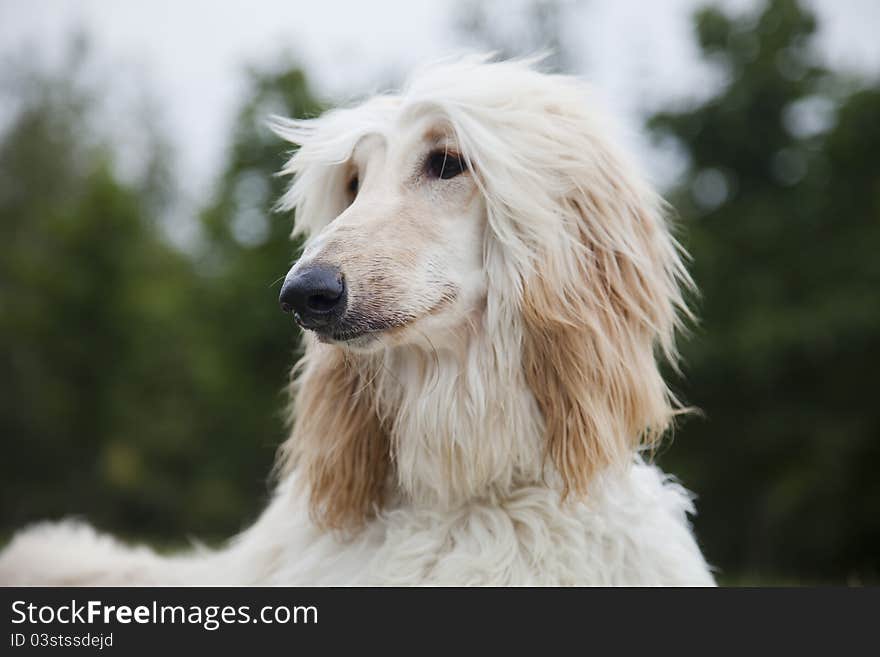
top-left (0, 56), bottom-right (714, 586)
top-left (0, 463), bottom-right (711, 585)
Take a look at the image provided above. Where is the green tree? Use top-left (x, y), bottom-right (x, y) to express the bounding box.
top-left (0, 43), bottom-right (208, 536)
top-left (651, 0), bottom-right (880, 583)
top-left (0, 44), bottom-right (323, 543)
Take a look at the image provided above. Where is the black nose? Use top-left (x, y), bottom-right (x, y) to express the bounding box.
top-left (279, 264), bottom-right (346, 326)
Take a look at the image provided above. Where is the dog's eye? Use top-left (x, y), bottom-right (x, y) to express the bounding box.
top-left (426, 150), bottom-right (466, 180)
top-left (347, 175), bottom-right (359, 197)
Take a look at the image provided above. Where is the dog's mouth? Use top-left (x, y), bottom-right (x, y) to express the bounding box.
top-left (296, 314), bottom-right (412, 347)
top-left (316, 329), bottom-right (378, 347)
top-left (291, 291), bottom-right (458, 348)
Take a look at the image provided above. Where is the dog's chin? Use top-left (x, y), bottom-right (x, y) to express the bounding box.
top-left (315, 329), bottom-right (383, 352)
top-left (305, 298), bottom-right (464, 353)
top-left (309, 318), bottom-right (406, 353)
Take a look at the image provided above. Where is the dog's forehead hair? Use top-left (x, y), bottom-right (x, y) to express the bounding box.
top-left (349, 115), bottom-right (458, 174)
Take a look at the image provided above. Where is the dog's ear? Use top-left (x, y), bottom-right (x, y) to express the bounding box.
top-left (278, 340), bottom-right (390, 530)
top-left (520, 145), bottom-right (690, 498)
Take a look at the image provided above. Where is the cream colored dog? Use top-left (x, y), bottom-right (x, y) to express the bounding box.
top-left (0, 57), bottom-right (714, 585)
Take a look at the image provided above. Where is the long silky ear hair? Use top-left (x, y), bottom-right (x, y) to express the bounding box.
top-left (435, 60), bottom-right (693, 498)
top-left (519, 132), bottom-right (692, 498)
top-left (277, 340), bottom-right (390, 530)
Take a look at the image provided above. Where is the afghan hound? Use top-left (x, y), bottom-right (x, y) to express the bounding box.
top-left (0, 56), bottom-right (714, 585)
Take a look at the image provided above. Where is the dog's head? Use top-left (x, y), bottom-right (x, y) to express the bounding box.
top-left (273, 57), bottom-right (693, 528)
top-left (276, 102), bottom-right (486, 352)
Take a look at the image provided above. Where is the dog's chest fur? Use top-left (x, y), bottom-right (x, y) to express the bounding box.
top-left (219, 462), bottom-right (713, 586)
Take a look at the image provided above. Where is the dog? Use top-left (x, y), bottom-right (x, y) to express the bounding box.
top-left (0, 56), bottom-right (714, 585)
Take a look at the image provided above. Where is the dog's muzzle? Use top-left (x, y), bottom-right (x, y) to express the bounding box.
top-left (279, 264), bottom-right (347, 331)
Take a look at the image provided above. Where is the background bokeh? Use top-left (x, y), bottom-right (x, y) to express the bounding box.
top-left (1, 0), bottom-right (878, 584)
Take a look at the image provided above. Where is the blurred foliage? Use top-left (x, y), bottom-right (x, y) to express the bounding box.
top-left (650, 0), bottom-right (880, 583)
top-left (0, 44), bottom-right (320, 541)
top-left (1, 0), bottom-right (877, 583)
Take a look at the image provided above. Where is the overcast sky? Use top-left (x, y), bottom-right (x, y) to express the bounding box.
top-left (2, 0), bottom-right (879, 210)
